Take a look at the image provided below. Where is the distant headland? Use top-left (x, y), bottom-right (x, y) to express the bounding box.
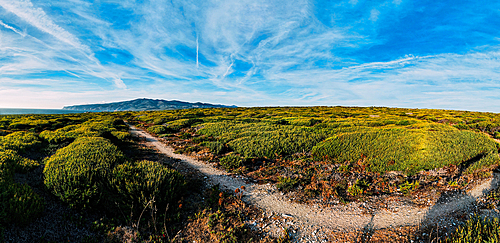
top-left (63, 98), bottom-right (237, 111)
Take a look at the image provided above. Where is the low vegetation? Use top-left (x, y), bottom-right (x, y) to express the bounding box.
top-left (1, 106), bottom-right (500, 242)
top-left (0, 112), bottom-right (188, 242)
top-left (111, 159), bottom-right (185, 213)
top-left (312, 126), bottom-right (498, 175)
top-left (128, 106), bottom-right (500, 204)
top-left (127, 106), bottom-right (500, 242)
top-left (445, 216), bottom-right (500, 243)
top-left (43, 136), bottom-right (126, 209)
top-left (0, 111), bottom-right (286, 242)
top-left (0, 129), bottom-right (45, 230)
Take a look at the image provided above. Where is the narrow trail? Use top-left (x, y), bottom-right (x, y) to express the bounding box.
top-left (129, 124), bottom-right (500, 233)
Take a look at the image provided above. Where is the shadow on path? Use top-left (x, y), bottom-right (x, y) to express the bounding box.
top-left (357, 214), bottom-right (375, 243)
top-left (414, 173), bottom-right (500, 242)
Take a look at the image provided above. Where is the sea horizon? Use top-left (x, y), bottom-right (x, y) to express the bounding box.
top-left (0, 108), bottom-right (96, 115)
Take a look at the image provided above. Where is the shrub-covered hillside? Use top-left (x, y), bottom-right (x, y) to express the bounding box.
top-left (127, 106), bottom-right (500, 202)
top-left (0, 112), bottom-right (185, 241)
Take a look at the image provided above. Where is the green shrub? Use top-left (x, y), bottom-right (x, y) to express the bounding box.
top-left (192, 135), bottom-right (209, 143)
top-left (111, 160), bottom-right (185, 210)
top-left (47, 117), bottom-right (126, 141)
top-left (40, 130), bottom-right (68, 144)
top-left (0, 182), bottom-right (44, 226)
top-left (396, 120), bottom-right (413, 126)
top-left (0, 150), bottom-right (38, 173)
top-left (16, 158), bottom-right (39, 173)
top-left (167, 118), bottom-right (203, 131)
top-left (147, 125), bottom-right (167, 135)
top-left (399, 181), bottom-right (419, 195)
top-left (0, 131), bottom-right (40, 152)
top-left (0, 151), bottom-right (15, 182)
top-left (199, 121), bottom-right (326, 159)
top-left (65, 121), bottom-right (111, 138)
top-left (227, 128), bottom-right (325, 159)
top-left (43, 137), bottom-right (125, 209)
top-left (272, 119), bottom-right (290, 125)
top-left (41, 119), bottom-right (128, 143)
top-left (347, 183), bottom-right (363, 197)
top-left (207, 141), bottom-right (225, 155)
top-left (219, 154), bottom-right (243, 170)
top-left (8, 119), bottom-right (50, 132)
top-left (179, 132), bottom-right (191, 139)
top-left (133, 107), bottom-right (500, 180)
top-left (445, 216), bottom-right (500, 243)
top-left (288, 118), bottom-right (321, 126)
top-left (312, 127), bottom-right (499, 174)
top-left (152, 118), bottom-right (165, 125)
top-left (39, 125), bottom-right (79, 144)
top-left (111, 118), bottom-right (128, 131)
top-left (276, 177), bottom-right (299, 192)
top-left (111, 131), bottom-right (131, 141)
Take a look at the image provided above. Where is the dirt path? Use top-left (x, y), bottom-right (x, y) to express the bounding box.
top-left (129, 125), bottom-right (500, 237)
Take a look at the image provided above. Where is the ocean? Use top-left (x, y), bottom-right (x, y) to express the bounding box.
top-left (0, 108), bottom-right (93, 115)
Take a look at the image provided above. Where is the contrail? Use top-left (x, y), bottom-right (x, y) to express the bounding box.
top-left (196, 35), bottom-right (199, 68)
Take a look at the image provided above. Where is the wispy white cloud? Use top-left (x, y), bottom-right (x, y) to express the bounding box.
top-left (370, 9), bottom-right (380, 22)
top-left (259, 50), bottom-right (500, 111)
top-left (0, 20), bottom-right (26, 36)
top-left (0, 0), bottom-right (89, 52)
top-left (1, 0), bottom-right (499, 111)
top-left (0, 0), bottom-right (130, 89)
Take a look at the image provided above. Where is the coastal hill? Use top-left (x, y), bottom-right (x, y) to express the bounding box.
top-left (63, 98), bottom-right (237, 111)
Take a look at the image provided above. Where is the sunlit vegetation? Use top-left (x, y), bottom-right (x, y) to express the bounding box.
top-left (1, 131), bottom-right (41, 152)
top-left (2, 106), bottom-right (500, 241)
top-left (312, 126), bottom-right (498, 175)
top-left (39, 116), bottom-right (130, 144)
top-left (147, 124), bottom-right (168, 135)
top-left (444, 215), bottom-right (500, 243)
top-left (43, 137), bottom-right (126, 209)
top-left (198, 121), bottom-right (326, 159)
top-left (125, 106), bottom-right (500, 241)
top-left (111, 160), bottom-right (185, 213)
top-left (127, 106), bottom-right (500, 204)
top-left (0, 112), bottom-right (187, 242)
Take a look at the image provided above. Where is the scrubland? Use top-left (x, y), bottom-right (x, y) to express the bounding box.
top-left (2, 106), bottom-right (500, 242)
top-left (129, 107), bottom-right (500, 202)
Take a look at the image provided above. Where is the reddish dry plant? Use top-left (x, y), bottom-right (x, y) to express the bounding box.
top-left (235, 186), bottom-right (246, 200)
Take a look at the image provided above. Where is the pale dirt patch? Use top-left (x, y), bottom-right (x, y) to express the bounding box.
top-left (129, 124), bottom-right (500, 241)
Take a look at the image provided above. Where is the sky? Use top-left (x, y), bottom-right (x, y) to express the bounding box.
top-left (0, 0), bottom-right (499, 111)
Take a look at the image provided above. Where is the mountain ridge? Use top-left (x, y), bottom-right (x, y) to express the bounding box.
top-left (63, 98), bottom-right (237, 111)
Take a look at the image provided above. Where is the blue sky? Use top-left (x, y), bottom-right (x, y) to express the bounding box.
top-left (0, 0), bottom-right (499, 111)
